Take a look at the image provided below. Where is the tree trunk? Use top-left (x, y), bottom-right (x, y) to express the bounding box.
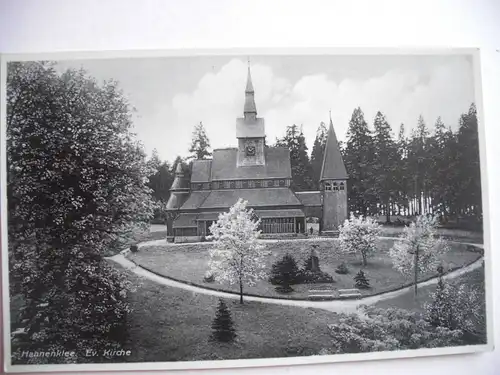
top-left (362, 251), bottom-right (367, 267)
top-left (386, 201), bottom-right (391, 223)
top-left (239, 279), bottom-right (244, 304)
top-left (414, 246), bottom-right (419, 298)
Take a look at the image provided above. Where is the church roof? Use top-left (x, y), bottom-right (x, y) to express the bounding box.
top-left (191, 160), bottom-right (212, 183)
top-left (295, 191), bottom-right (322, 206)
top-left (179, 191), bottom-right (211, 210)
top-left (320, 118), bottom-right (348, 180)
top-left (210, 147), bottom-right (291, 180)
top-left (166, 191), bottom-right (189, 210)
top-left (236, 117), bottom-right (265, 138)
top-left (199, 188), bottom-right (302, 210)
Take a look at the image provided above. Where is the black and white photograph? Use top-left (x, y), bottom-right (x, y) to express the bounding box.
top-left (0, 49), bottom-right (493, 372)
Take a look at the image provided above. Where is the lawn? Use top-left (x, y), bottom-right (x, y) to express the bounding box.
top-left (129, 238), bottom-right (482, 299)
top-left (121, 266), bottom-right (339, 362)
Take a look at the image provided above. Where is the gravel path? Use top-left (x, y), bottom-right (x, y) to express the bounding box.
top-left (107, 240), bottom-right (483, 314)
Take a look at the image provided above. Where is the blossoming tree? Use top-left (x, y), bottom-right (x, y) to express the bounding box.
top-left (338, 213), bottom-right (381, 266)
top-left (208, 199), bottom-right (267, 304)
top-left (389, 215), bottom-right (449, 297)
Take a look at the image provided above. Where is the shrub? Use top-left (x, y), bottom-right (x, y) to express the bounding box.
top-left (269, 254), bottom-right (301, 287)
top-left (354, 270), bottom-right (370, 289)
top-left (203, 271), bottom-right (215, 283)
top-left (300, 269), bottom-right (335, 284)
top-left (335, 263), bottom-right (349, 275)
top-left (425, 276), bottom-right (486, 343)
top-left (130, 244), bottom-right (139, 253)
top-left (326, 306), bottom-right (463, 354)
top-left (210, 299), bottom-right (236, 343)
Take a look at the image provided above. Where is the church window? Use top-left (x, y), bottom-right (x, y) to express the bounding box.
top-left (224, 181), bottom-right (231, 189)
top-left (280, 180), bottom-right (285, 186)
top-left (333, 182), bottom-right (339, 191)
top-left (236, 180), bottom-right (242, 188)
top-left (249, 180), bottom-right (255, 188)
top-left (325, 182), bottom-right (332, 191)
top-left (274, 180), bottom-right (279, 187)
top-left (340, 182), bottom-right (345, 191)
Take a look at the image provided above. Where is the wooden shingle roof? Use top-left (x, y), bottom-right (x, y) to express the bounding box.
top-left (210, 147), bottom-right (291, 180)
top-left (320, 119), bottom-right (348, 180)
top-left (191, 160), bottom-right (212, 183)
top-left (295, 191), bottom-right (322, 207)
top-left (200, 188), bottom-right (302, 210)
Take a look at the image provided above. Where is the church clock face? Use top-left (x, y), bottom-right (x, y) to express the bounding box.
top-left (245, 144), bottom-right (256, 156)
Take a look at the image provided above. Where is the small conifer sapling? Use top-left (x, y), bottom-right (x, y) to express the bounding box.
top-left (211, 299), bottom-right (236, 343)
top-left (354, 270), bottom-right (370, 289)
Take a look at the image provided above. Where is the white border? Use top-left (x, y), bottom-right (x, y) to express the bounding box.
top-left (0, 47), bottom-right (494, 373)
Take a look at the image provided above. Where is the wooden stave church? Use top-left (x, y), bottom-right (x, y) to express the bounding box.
top-left (165, 65), bottom-right (348, 243)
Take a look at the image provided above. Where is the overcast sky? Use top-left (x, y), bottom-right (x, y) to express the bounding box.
top-left (56, 54), bottom-right (475, 163)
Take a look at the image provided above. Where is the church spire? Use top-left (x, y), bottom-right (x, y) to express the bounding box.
top-left (320, 114), bottom-right (348, 181)
top-left (244, 60), bottom-right (257, 118)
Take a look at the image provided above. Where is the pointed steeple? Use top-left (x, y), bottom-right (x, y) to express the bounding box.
top-left (320, 114), bottom-right (348, 181)
top-left (244, 61), bottom-right (257, 117)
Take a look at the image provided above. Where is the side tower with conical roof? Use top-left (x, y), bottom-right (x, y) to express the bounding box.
top-left (165, 162), bottom-right (190, 242)
top-left (320, 115), bottom-right (349, 234)
top-left (236, 63), bottom-right (266, 167)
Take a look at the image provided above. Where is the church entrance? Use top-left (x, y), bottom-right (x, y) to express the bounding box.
top-left (295, 217), bottom-right (306, 234)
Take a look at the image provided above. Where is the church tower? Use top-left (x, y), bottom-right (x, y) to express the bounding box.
top-left (236, 63), bottom-right (266, 167)
top-left (320, 115), bottom-right (349, 234)
top-left (165, 162), bottom-right (190, 242)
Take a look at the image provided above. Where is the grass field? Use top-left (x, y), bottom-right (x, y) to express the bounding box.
top-left (121, 266), bottom-right (340, 362)
top-left (129, 238), bottom-right (482, 299)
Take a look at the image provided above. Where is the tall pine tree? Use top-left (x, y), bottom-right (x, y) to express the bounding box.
top-left (189, 121), bottom-right (212, 160)
top-left (344, 107), bottom-right (376, 216)
top-left (310, 122), bottom-right (328, 189)
top-left (372, 111), bottom-right (398, 222)
top-left (275, 124), bottom-right (314, 191)
top-left (457, 104), bottom-right (482, 222)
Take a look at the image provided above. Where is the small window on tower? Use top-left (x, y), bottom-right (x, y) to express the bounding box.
top-left (325, 182), bottom-right (332, 191)
top-left (340, 182), bottom-right (345, 191)
top-left (333, 182), bottom-right (339, 191)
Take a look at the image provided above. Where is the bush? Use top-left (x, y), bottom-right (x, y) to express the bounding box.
top-left (269, 254), bottom-right (301, 287)
top-left (354, 270), bottom-right (370, 289)
top-left (300, 269), bottom-right (335, 284)
top-left (210, 299), bottom-right (236, 343)
top-left (326, 306), bottom-right (463, 354)
top-left (130, 244), bottom-right (139, 253)
top-left (425, 276), bottom-right (486, 343)
top-left (203, 271), bottom-right (215, 283)
top-left (335, 263), bottom-right (349, 274)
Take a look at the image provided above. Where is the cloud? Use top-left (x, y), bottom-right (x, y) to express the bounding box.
top-left (171, 57), bottom-right (474, 159)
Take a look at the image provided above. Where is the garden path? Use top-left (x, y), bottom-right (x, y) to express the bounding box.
top-left (107, 239), bottom-right (484, 314)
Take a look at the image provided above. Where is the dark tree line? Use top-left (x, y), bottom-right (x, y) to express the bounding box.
top-left (341, 104), bottom-right (482, 227)
top-left (150, 104), bottom-right (482, 228)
